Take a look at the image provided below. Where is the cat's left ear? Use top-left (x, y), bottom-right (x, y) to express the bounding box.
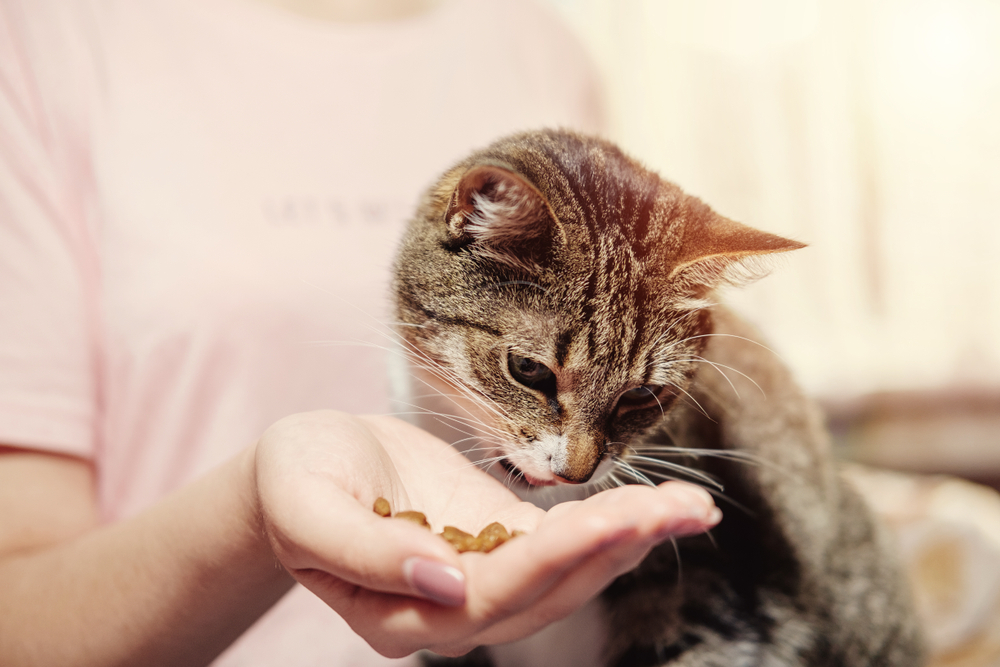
top-left (443, 164), bottom-right (556, 268)
top-left (668, 211), bottom-right (805, 293)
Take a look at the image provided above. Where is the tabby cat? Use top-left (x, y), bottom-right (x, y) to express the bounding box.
top-left (391, 129), bottom-right (924, 666)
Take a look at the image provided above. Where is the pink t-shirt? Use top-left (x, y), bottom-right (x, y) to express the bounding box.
top-left (0, 0), bottom-right (602, 663)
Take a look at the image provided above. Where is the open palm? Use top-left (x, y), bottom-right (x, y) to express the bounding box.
top-left (254, 411), bottom-right (719, 658)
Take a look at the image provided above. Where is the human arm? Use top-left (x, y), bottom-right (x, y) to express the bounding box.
top-left (0, 445), bottom-right (294, 667)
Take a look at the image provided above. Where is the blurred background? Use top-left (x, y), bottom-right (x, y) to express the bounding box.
top-left (542, 0), bottom-right (1000, 487)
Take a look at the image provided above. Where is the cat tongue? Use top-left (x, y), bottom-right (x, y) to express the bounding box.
top-left (523, 473), bottom-right (559, 487)
top-left (500, 457), bottom-right (559, 487)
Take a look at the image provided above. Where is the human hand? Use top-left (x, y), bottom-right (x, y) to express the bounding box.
top-left (253, 410), bottom-right (720, 658)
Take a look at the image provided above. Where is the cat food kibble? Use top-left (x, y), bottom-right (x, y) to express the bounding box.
top-left (373, 496), bottom-right (392, 518)
top-left (394, 510), bottom-right (431, 529)
top-left (372, 497), bottom-right (518, 553)
top-left (439, 525), bottom-right (478, 552)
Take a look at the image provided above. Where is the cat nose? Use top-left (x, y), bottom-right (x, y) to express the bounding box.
top-left (553, 435), bottom-right (603, 483)
top-left (554, 471), bottom-right (590, 484)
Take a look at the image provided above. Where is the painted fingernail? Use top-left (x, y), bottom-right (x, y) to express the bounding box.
top-left (403, 557), bottom-right (466, 607)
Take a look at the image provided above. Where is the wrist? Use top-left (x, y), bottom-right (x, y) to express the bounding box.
top-left (231, 442), bottom-right (290, 583)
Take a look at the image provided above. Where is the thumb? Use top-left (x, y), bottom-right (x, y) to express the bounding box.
top-left (262, 481), bottom-right (467, 606)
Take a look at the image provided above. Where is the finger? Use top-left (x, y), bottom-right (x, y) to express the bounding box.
top-left (459, 483), bottom-right (720, 648)
top-left (321, 482), bottom-right (720, 657)
top-left (467, 482), bottom-right (717, 614)
top-left (264, 478), bottom-right (466, 605)
top-left (468, 521), bottom-right (668, 647)
top-left (256, 413), bottom-right (476, 606)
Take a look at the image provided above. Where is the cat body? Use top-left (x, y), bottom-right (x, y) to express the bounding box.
top-left (391, 129), bottom-right (924, 666)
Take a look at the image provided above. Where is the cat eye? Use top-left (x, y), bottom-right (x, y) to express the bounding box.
top-left (507, 353), bottom-right (556, 395)
top-left (618, 385), bottom-right (665, 406)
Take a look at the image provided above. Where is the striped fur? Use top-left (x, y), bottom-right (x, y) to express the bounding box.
top-left (392, 130), bottom-right (924, 666)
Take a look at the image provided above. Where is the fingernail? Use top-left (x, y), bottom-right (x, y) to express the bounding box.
top-left (654, 485), bottom-right (721, 540)
top-left (671, 484), bottom-right (716, 520)
top-left (403, 557), bottom-right (466, 607)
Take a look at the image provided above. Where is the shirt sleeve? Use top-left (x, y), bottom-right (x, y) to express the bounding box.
top-left (0, 0), bottom-right (98, 458)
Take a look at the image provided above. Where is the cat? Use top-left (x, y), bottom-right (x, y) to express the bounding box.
top-left (390, 129), bottom-right (924, 666)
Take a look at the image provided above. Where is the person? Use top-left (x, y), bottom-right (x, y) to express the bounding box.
top-left (0, 0), bottom-right (721, 664)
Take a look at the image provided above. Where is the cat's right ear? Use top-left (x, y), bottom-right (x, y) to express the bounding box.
top-left (442, 165), bottom-right (555, 269)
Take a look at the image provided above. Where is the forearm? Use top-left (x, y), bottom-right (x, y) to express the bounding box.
top-left (0, 446), bottom-right (294, 667)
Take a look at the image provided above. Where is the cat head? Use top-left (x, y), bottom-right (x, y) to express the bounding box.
top-left (392, 129), bottom-right (802, 492)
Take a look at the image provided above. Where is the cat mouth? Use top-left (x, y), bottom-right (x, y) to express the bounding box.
top-left (498, 457), bottom-right (559, 488)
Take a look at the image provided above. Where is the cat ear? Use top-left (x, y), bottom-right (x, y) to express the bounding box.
top-left (668, 211), bottom-right (805, 298)
top-left (443, 164), bottom-right (554, 268)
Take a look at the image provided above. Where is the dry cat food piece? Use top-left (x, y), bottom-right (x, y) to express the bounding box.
top-left (373, 497), bottom-right (392, 517)
top-left (441, 521), bottom-right (520, 553)
top-left (394, 510), bottom-right (431, 529)
top-left (439, 525), bottom-right (478, 552)
top-left (475, 522), bottom-right (517, 552)
top-left (372, 497), bottom-right (519, 553)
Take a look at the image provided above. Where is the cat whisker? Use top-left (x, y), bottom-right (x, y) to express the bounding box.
top-left (293, 331), bottom-right (516, 434)
top-left (414, 403), bottom-right (510, 441)
top-left (630, 443), bottom-right (797, 482)
top-left (413, 387), bottom-right (512, 423)
top-left (644, 328), bottom-right (769, 404)
top-left (500, 461), bottom-right (525, 490)
top-left (672, 355), bottom-right (766, 400)
top-left (388, 408), bottom-right (486, 436)
top-left (294, 328), bottom-right (486, 418)
top-left (383, 398), bottom-right (509, 442)
top-left (643, 385), bottom-right (666, 418)
top-left (608, 446), bottom-right (756, 517)
top-left (448, 443), bottom-right (511, 467)
top-left (604, 472), bottom-right (627, 490)
top-left (411, 405), bottom-right (507, 441)
top-left (631, 466), bottom-right (756, 517)
top-left (670, 537), bottom-right (683, 585)
top-left (405, 367), bottom-right (515, 437)
top-left (441, 453), bottom-right (510, 477)
top-left (679, 332), bottom-right (785, 363)
top-left (293, 292), bottom-right (516, 430)
top-left (667, 380), bottom-right (713, 421)
top-left (403, 348), bottom-right (516, 424)
top-left (629, 445), bottom-right (769, 467)
top-left (662, 355), bottom-right (741, 400)
top-left (303, 335), bottom-right (516, 433)
top-left (611, 459), bottom-right (658, 488)
top-left (442, 439), bottom-right (507, 460)
top-left (300, 339), bottom-right (384, 349)
top-left (593, 475), bottom-right (610, 493)
top-left (295, 327), bottom-right (517, 447)
top-left (646, 313), bottom-right (700, 354)
top-left (482, 456), bottom-right (505, 477)
top-left (704, 527), bottom-right (719, 551)
top-left (295, 300), bottom-right (519, 450)
top-left (646, 314), bottom-right (711, 363)
top-left (624, 455), bottom-right (725, 491)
